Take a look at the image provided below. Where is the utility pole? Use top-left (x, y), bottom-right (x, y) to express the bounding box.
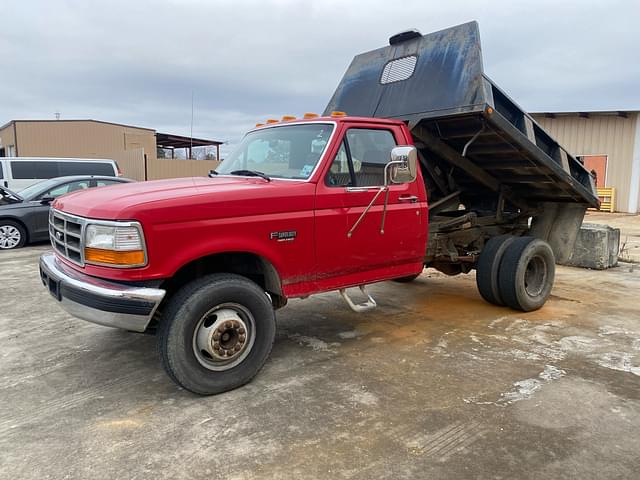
top-left (190, 92), bottom-right (194, 159)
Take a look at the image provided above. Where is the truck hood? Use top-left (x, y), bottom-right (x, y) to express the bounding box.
top-left (53, 176), bottom-right (314, 222)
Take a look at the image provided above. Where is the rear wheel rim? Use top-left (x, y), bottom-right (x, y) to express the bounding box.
top-left (0, 225), bottom-right (21, 249)
top-left (524, 255), bottom-right (547, 297)
top-left (192, 303), bottom-right (256, 372)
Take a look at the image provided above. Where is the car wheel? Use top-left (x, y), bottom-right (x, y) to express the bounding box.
top-left (498, 237), bottom-right (555, 312)
top-left (157, 273), bottom-right (276, 395)
top-left (0, 220), bottom-right (27, 249)
top-left (475, 235), bottom-right (515, 305)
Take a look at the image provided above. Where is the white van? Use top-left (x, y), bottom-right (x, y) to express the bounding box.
top-left (0, 157), bottom-right (121, 190)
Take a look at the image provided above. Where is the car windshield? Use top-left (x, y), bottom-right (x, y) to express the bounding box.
top-left (217, 123), bottom-right (334, 180)
top-left (18, 178), bottom-right (61, 200)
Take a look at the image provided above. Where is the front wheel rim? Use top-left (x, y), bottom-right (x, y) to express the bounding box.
top-left (192, 303), bottom-right (256, 371)
top-left (0, 225), bottom-right (21, 249)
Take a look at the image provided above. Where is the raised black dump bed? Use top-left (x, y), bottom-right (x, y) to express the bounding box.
top-left (325, 21), bottom-right (599, 271)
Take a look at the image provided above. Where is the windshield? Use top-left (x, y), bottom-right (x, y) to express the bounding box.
top-left (17, 178), bottom-right (60, 200)
top-left (218, 123), bottom-right (334, 180)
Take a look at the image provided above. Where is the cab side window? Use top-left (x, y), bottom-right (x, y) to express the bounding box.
top-left (326, 142), bottom-right (352, 187)
top-left (96, 180), bottom-right (120, 187)
top-left (42, 180), bottom-right (90, 199)
top-left (325, 129), bottom-right (397, 187)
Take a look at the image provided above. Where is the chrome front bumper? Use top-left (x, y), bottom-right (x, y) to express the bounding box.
top-left (39, 253), bottom-right (165, 332)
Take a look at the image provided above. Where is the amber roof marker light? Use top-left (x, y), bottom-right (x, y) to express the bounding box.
top-left (303, 113), bottom-right (319, 119)
top-left (330, 111), bottom-right (347, 117)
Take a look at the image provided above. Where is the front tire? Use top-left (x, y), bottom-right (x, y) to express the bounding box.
top-left (157, 274), bottom-right (276, 395)
top-left (0, 220), bottom-right (27, 249)
top-left (498, 237), bottom-right (555, 312)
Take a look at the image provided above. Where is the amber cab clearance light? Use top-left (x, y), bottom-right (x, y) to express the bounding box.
top-left (255, 123), bottom-right (265, 127)
top-left (330, 111), bottom-right (347, 117)
top-left (303, 113), bottom-right (319, 119)
top-left (85, 247), bottom-right (145, 266)
top-left (281, 115), bottom-right (296, 121)
top-left (266, 119), bottom-right (279, 124)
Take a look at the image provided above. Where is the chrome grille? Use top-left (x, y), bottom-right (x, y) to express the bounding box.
top-left (49, 209), bottom-right (85, 266)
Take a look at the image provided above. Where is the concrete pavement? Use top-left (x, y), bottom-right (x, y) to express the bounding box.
top-left (1, 244), bottom-right (639, 479)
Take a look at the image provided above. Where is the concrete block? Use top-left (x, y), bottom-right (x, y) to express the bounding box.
top-left (562, 223), bottom-right (620, 269)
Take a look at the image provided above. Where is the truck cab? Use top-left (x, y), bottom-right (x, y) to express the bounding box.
top-left (39, 115), bottom-right (427, 395)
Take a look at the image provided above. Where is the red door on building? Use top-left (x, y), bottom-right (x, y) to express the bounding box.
top-left (581, 155), bottom-right (608, 187)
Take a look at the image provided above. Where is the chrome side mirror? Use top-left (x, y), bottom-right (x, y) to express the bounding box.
top-left (385, 146), bottom-right (418, 185)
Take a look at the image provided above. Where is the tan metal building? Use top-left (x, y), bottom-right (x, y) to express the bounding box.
top-left (531, 111), bottom-right (640, 213)
top-left (0, 119), bottom-right (221, 181)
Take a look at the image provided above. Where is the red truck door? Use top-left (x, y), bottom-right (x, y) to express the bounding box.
top-left (314, 124), bottom-right (427, 291)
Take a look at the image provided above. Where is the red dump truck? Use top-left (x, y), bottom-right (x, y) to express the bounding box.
top-left (39, 22), bottom-right (599, 394)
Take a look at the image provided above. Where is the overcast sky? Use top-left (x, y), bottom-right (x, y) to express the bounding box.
top-left (1, 0), bottom-right (639, 156)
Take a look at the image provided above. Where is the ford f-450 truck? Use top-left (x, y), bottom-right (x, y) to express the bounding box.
top-left (39, 22), bottom-right (599, 395)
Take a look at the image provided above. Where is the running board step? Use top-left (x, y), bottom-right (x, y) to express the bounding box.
top-left (339, 286), bottom-right (377, 313)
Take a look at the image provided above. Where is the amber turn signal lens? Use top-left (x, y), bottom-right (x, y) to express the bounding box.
top-left (85, 247), bottom-right (145, 266)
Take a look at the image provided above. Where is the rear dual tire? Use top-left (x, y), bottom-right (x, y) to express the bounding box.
top-left (476, 236), bottom-right (555, 312)
top-left (476, 235), bottom-right (515, 306)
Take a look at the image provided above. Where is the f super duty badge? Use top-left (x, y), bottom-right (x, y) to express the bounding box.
top-left (270, 231), bottom-right (297, 242)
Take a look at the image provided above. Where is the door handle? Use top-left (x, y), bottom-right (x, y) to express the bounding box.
top-left (398, 195), bottom-right (418, 203)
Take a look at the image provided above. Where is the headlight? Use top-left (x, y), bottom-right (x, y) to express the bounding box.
top-left (84, 223), bottom-right (146, 267)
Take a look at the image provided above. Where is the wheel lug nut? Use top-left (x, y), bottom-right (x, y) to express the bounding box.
top-left (239, 334), bottom-right (246, 342)
top-left (225, 321), bottom-right (233, 329)
top-left (239, 328), bottom-right (246, 334)
top-left (213, 332), bottom-right (220, 341)
top-left (213, 342), bottom-right (220, 350)
top-left (234, 345), bottom-right (241, 352)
